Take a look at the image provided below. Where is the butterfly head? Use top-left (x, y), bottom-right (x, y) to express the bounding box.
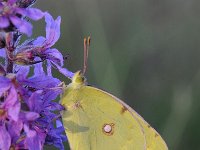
top-left (71, 70), bottom-right (87, 86)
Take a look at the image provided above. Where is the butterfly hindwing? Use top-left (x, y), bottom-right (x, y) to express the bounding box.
top-left (62, 85), bottom-right (146, 150)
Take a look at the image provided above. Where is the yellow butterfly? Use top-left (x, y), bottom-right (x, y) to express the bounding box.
top-left (61, 37), bottom-right (168, 150)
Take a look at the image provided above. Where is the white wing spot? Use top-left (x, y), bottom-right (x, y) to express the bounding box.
top-left (102, 123), bottom-right (115, 136)
top-left (104, 124), bottom-right (112, 133)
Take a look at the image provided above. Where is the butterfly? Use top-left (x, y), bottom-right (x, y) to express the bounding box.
top-left (61, 37), bottom-right (168, 150)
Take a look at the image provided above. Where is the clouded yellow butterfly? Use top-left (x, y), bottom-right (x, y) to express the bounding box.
top-left (61, 37), bottom-right (168, 150)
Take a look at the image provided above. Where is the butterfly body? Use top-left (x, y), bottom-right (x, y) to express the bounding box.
top-left (61, 71), bottom-right (168, 150)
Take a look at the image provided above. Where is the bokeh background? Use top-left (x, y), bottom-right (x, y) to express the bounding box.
top-left (33, 0), bottom-right (200, 149)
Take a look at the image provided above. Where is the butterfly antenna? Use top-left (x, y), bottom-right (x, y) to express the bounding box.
top-left (83, 36), bottom-right (91, 75)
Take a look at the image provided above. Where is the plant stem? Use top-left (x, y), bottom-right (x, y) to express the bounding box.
top-left (5, 33), bottom-right (14, 73)
top-left (6, 54), bottom-right (13, 73)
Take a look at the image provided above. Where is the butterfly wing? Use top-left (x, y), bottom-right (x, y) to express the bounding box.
top-left (61, 85), bottom-right (146, 150)
top-left (98, 88), bottom-right (168, 150)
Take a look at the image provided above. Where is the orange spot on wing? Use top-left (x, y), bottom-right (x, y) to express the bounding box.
top-left (155, 133), bottom-right (159, 138)
top-left (121, 106), bottom-right (128, 114)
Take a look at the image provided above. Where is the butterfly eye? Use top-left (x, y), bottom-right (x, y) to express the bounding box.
top-left (74, 76), bottom-right (85, 84)
top-left (81, 76), bottom-right (85, 82)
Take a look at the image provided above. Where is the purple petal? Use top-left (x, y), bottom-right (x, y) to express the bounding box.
top-left (0, 48), bottom-right (6, 58)
top-left (16, 8), bottom-right (44, 21)
top-left (8, 0), bottom-right (17, 4)
top-left (26, 8), bottom-right (44, 20)
top-left (19, 111), bottom-right (39, 121)
top-left (33, 36), bottom-right (45, 46)
top-left (56, 120), bottom-right (63, 128)
top-left (27, 91), bottom-right (43, 112)
top-left (10, 16), bottom-right (33, 37)
top-left (0, 76), bottom-right (11, 97)
top-left (51, 62), bottom-right (74, 78)
top-left (47, 60), bottom-right (52, 76)
top-left (44, 48), bottom-right (63, 66)
top-left (45, 124), bottom-right (66, 150)
top-left (33, 61), bottom-right (45, 76)
top-left (7, 120), bottom-right (23, 140)
top-left (22, 75), bottom-right (61, 89)
top-left (45, 12), bottom-right (53, 40)
top-left (43, 90), bottom-right (62, 103)
top-left (44, 12), bottom-right (61, 47)
top-left (8, 101), bottom-right (20, 121)
top-left (47, 102), bottom-right (63, 111)
top-left (16, 65), bottom-right (30, 80)
top-left (15, 8), bottom-right (27, 16)
top-left (0, 125), bottom-right (11, 150)
top-left (3, 86), bottom-right (20, 121)
top-left (3, 86), bottom-right (18, 109)
top-left (0, 16), bottom-right (9, 28)
top-left (24, 124), bottom-right (43, 150)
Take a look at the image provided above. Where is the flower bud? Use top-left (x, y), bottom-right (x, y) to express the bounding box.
top-left (18, 0), bottom-right (36, 8)
top-left (15, 51), bottom-right (34, 65)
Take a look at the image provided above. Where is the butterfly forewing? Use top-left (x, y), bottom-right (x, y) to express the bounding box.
top-left (96, 88), bottom-right (168, 150)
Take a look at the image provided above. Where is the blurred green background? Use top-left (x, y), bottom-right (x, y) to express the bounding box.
top-left (34, 0), bottom-right (200, 149)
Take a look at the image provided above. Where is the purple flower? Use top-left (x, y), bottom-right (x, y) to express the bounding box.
top-left (26, 90), bottom-right (66, 150)
top-left (45, 122), bottom-right (67, 150)
top-left (0, 1), bottom-right (72, 149)
top-left (14, 12), bottom-right (74, 78)
top-left (18, 63), bottom-right (66, 149)
top-left (0, 75), bottom-right (20, 122)
top-left (0, 124), bottom-right (11, 150)
top-left (0, 63), bottom-right (67, 149)
top-left (24, 124), bottom-right (45, 150)
top-left (0, 0), bottom-right (44, 36)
